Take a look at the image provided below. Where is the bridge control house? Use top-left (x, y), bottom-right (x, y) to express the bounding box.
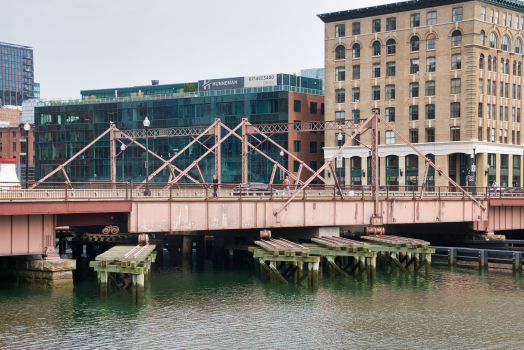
top-left (33, 74), bottom-right (324, 184)
top-left (320, 0), bottom-right (524, 188)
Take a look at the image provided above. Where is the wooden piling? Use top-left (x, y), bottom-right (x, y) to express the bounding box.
top-left (181, 236), bottom-right (193, 259)
top-left (98, 271), bottom-right (108, 299)
top-left (425, 253), bottom-right (432, 275)
top-left (367, 256), bottom-right (376, 279)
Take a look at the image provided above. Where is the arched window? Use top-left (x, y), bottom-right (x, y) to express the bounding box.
top-left (479, 54), bottom-right (485, 70)
top-left (372, 41), bottom-right (381, 56)
top-left (488, 55), bottom-right (492, 71)
top-left (335, 45), bottom-right (345, 60)
top-left (493, 56), bottom-right (497, 72)
top-left (386, 39), bottom-right (396, 54)
top-left (452, 30), bottom-right (462, 46)
top-left (489, 33), bottom-right (497, 48)
top-left (514, 60), bottom-right (517, 75)
top-left (519, 61), bottom-right (522, 76)
top-left (410, 36), bottom-right (420, 51)
top-left (352, 43), bottom-right (360, 59)
top-left (426, 33), bottom-right (436, 50)
top-left (480, 30), bottom-right (486, 45)
top-left (502, 35), bottom-right (510, 51)
top-left (516, 38), bottom-right (522, 54)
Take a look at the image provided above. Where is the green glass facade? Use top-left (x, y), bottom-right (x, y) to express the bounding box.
top-left (34, 91), bottom-right (295, 183)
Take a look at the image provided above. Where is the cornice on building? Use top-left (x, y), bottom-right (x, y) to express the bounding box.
top-left (318, 0), bottom-right (524, 24)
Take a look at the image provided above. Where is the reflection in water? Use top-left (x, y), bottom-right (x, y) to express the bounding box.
top-left (1, 256), bottom-right (524, 349)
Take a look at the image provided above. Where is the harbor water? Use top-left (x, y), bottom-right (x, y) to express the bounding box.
top-left (1, 254), bottom-right (524, 349)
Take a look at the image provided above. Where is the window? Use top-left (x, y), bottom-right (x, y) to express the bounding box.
top-left (351, 88), bottom-right (360, 102)
top-left (513, 84), bottom-right (516, 99)
top-left (492, 80), bottom-right (496, 95)
top-left (513, 130), bottom-right (516, 144)
top-left (481, 7), bottom-right (486, 21)
top-left (450, 102), bottom-right (461, 118)
top-left (491, 128), bottom-right (495, 142)
top-left (479, 103), bottom-right (483, 118)
top-left (427, 11), bottom-right (437, 25)
top-left (503, 13), bottom-right (507, 26)
top-left (321, 104), bottom-right (324, 115)
top-left (293, 141), bottom-right (301, 152)
top-left (487, 103), bottom-right (491, 118)
top-left (410, 58), bottom-right (420, 74)
top-left (310, 102), bottom-right (318, 114)
top-left (451, 78), bottom-right (461, 94)
top-left (500, 106), bottom-right (503, 120)
top-left (410, 82), bottom-right (419, 97)
top-left (490, 9), bottom-right (494, 22)
top-left (452, 30), bottom-right (462, 46)
top-left (493, 56), bottom-right (497, 72)
top-left (480, 30), bottom-right (485, 46)
top-left (519, 62), bottom-right (522, 76)
top-left (372, 63), bottom-right (381, 77)
top-left (425, 128), bottom-right (435, 142)
top-left (335, 111), bottom-right (345, 120)
top-left (479, 127), bottom-right (483, 141)
top-left (492, 104), bottom-right (496, 119)
top-left (352, 22), bottom-right (360, 35)
top-left (335, 89), bottom-right (345, 103)
top-left (495, 11), bottom-right (499, 24)
top-left (372, 86), bottom-right (380, 101)
top-left (450, 126), bottom-right (460, 141)
top-left (372, 19), bottom-right (381, 33)
top-left (352, 65), bottom-right (360, 80)
top-left (518, 131), bottom-right (521, 144)
top-left (501, 58), bottom-right (505, 73)
top-left (514, 61), bottom-right (518, 76)
top-left (519, 85), bottom-right (522, 99)
top-left (516, 16), bottom-right (519, 29)
top-left (502, 35), bottom-right (510, 51)
top-left (385, 130), bottom-right (395, 144)
top-left (513, 107), bottom-right (516, 122)
top-left (425, 81), bottom-right (435, 96)
top-left (409, 129), bottom-right (419, 143)
top-left (386, 17), bottom-right (396, 31)
top-left (386, 39), bottom-right (396, 54)
top-left (335, 24), bottom-right (345, 37)
top-left (335, 45), bottom-right (345, 60)
top-left (385, 107), bottom-right (395, 122)
top-left (509, 14), bottom-right (512, 27)
top-left (452, 7), bottom-right (463, 21)
top-left (310, 161), bottom-right (318, 171)
top-left (519, 108), bottom-right (522, 122)
top-left (505, 106), bottom-right (508, 121)
top-left (381, 85), bottom-right (394, 101)
top-left (426, 57), bottom-right (435, 72)
top-left (411, 13), bottom-right (420, 27)
top-left (293, 100), bottom-right (301, 112)
top-left (293, 161), bottom-right (300, 172)
top-left (380, 63), bottom-right (393, 80)
top-left (521, 17), bottom-right (524, 30)
top-left (500, 81), bottom-right (504, 96)
top-left (426, 104), bottom-right (435, 119)
top-left (426, 34), bottom-right (436, 50)
top-left (516, 39), bottom-right (523, 54)
top-left (352, 43), bottom-right (360, 58)
top-left (488, 55), bottom-right (492, 70)
top-left (12, 142), bottom-right (16, 152)
top-left (310, 142), bottom-right (318, 153)
top-left (372, 41), bottom-right (381, 56)
top-left (409, 105), bottom-right (419, 120)
top-left (504, 129), bottom-right (508, 143)
top-left (410, 36), bottom-right (420, 51)
top-left (489, 33), bottom-right (497, 48)
top-left (352, 110), bottom-right (360, 119)
top-left (336, 67), bottom-right (345, 81)
top-left (479, 79), bottom-right (484, 94)
top-left (451, 54), bottom-right (461, 69)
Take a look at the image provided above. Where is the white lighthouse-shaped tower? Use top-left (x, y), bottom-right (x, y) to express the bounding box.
top-left (0, 158), bottom-right (21, 190)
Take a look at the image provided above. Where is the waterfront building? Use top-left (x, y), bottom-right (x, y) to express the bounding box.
top-left (300, 68), bottom-right (325, 92)
top-left (0, 42), bottom-right (35, 107)
top-left (0, 108), bottom-right (35, 180)
top-left (33, 74), bottom-right (324, 184)
top-left (319, 0), bottom-right (524, 188)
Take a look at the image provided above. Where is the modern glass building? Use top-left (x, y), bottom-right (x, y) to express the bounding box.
top-left (0, 42), bottom-right (35, 106)
top-left (34, 74), bottom-right (324, 184)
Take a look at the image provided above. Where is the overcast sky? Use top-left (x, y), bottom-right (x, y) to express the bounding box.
top-left (3, 0), bottom-right (391, 99)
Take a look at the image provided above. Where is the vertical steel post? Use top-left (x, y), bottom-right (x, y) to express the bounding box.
top-left (214, 119), bottom-right (221, 184)
top-left (371, 111), bottom-right (380, 217)
top-left (144, 125), bottom-right (151, 196)
top-left (241, 119), bottom-right (248, 184)
top-left (110, 123), bottom-right (116, 184)
top-left (122, 148), bottom-right (125, 183)
top-left (26, 127), bottom-right (29, 189)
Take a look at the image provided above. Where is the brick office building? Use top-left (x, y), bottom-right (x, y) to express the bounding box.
top-left (319, 0), bottom-right (524, 188)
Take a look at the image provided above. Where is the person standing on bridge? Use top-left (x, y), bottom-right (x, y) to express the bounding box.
top-left (282, 176), bottom-right (291, 198)
top-left (212, 175), bottom-right (219, 199)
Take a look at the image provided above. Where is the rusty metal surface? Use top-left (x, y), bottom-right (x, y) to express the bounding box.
top-left (0, 214), bottom-right (54, 256)
top-left (0, 201), bottom-right (131, 215)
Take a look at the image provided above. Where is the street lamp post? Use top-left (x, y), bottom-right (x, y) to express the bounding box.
top-left (337, 131), bottom-right (343, 184)
top-left (279, 150), bottom-right (284, 180)
top-left (120, 144), bottom-right (126, 182)
top-left (143, 117), bottom-right (151, 196)
top-left (23, 122), bottom-right (30, 189)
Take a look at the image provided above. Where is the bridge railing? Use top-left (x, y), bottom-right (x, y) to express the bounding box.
top-left (0, 182), bottom-right (518, 201)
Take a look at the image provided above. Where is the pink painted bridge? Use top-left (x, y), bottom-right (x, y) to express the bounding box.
top-left (0, 182), bottom-right (522, 257)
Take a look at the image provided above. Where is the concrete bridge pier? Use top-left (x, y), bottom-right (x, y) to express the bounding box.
top-left (131, 274), bottom-right (145, 304)
top-left (98, 271), bottom-right (108, 299)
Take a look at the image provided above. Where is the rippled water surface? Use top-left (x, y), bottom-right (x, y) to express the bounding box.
top-left (1, 257), bottom-right (524, 349)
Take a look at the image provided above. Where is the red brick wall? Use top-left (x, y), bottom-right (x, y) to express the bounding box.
top-left (287, 92), bottom-right (325, 184)
top-left (0, 127), bottom-right (34, 165)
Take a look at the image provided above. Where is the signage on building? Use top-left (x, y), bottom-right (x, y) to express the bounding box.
top-left (336, 154), bottom-right (343, 168)
top-left (244, 74), bottom-right (277, 88)
top-left (198, 77), bottom-right (244, 91)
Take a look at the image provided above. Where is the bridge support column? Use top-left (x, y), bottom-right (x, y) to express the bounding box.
top-left (448, 247), bottom-right (457, 266)
top-left (98, 271), bottom-right (108, 299)
top-left (367, 256), bottom-right (376, 279)
top-left (131, 274), bottom-right (145, 304)
top-left (181, 236), bottom-right (193, 259)
top-left (195, 236), bottom-right (206, 261)
top-left (308, 261), bottom-right (319, 286)
top-left (513, 252), bottom-right (522, 272)
top-left (425, 253), bottom-right (432, 275)
top-left (166, 235), bottom-right (181, 259)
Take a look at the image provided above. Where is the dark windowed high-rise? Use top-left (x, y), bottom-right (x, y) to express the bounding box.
top-left (0, 42), bottom-right (34, 106)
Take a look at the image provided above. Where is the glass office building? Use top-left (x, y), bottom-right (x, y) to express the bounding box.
top-left (34, 74), bottom-right (323, 184)
top-left (0, 42), bottom-right (35, 106)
